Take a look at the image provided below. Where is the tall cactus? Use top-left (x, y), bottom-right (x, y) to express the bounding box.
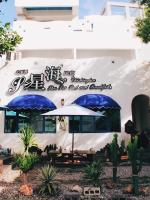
top-left (109, 134), bottom-right (119, 182)
top-left (127, 136), bottom-right (143, 195)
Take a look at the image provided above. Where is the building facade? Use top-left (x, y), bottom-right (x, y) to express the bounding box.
top-left (0, 0), bottom-right (150, 153)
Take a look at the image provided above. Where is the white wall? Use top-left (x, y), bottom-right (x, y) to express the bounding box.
top-left (13, 16), bottom-right (142, 51)
top-left (21, 49), bottom-right (135, 60)
top-left (76, 49), bottom-right (135, 60)
top-left (0, 57), bottom-right (150, 152)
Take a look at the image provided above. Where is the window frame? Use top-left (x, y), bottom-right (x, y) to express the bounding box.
top-left (69, 109), bottom-right (121, 134)
top-left (4, 110), bottom-right (56, 134)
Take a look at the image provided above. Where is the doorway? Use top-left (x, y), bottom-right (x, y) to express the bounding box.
top-left (132, 94), bottom-right (150, 133)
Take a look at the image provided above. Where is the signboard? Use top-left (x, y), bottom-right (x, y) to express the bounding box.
top-left (8, 64), bottom-right (112, 94)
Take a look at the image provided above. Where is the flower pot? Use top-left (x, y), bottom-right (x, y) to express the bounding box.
top-left (120, 155), bottom-right (128, 161)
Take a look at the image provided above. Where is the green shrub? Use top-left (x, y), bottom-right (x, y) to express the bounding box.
top-left (38, 165), bottom-right (59, 196)
top-left (84, 160), bottom-right (104, 186)
top-left (14, 153), bottom-right (39, 173)
top-left (0, 22), bottom-right (22, 56)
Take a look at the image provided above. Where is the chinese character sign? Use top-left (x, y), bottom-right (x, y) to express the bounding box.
top-left (8, 65), bottom-right (112, 94)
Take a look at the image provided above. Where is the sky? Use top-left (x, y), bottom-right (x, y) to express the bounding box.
top-left (0, 0), bottom-right (131, 24)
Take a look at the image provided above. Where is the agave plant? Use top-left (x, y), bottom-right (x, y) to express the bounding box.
top-left (19, 126), bottom-right (37, 154)
top-left (84, 160), bottom-right (104, 186)
top-left (38, 165), bottom-right (59, 196)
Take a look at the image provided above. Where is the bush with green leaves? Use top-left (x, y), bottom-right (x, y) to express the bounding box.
top-left (19, 126), bottom-right (37, 154)
top-left (14, 153), bottom-right (39, 173)
top-left (127, 136), bottom-right (143, 195)
top-left (0, 22), bottom-right (22, 56)
top-left (84, 160), bottom-right (104, 186)
top-left (136, 7), bottom-right (150, 43)
top-left (133, 0), bottom-right (150, 6)
top-left (38, 165), bottom-right (59, 196)
top-left (14, 153), bottom-right (39, 184)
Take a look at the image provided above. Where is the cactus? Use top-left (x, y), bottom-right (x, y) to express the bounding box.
top-left (109, 134), bottom-right (120, 182)
top-left (127, 136), bottom-right (143, 195)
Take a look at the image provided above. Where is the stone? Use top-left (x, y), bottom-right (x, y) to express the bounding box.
top-left (72, 185), bottom-right (83, 194)
top-left (105, 181), bottom-right (115, 189)
top-left (140, 186), bottom-right (149, 195)
top-left (123, 184), bottom-right (133, 194)
top-left (64, 191), bottom-right (80, 200)
top-left (19, 184), bottom-right (33, 196)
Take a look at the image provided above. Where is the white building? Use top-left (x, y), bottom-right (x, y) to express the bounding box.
top-left (0, 0), bottom-right (150, 153)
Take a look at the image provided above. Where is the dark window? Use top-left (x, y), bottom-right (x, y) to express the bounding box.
top-left (111, 5), bottom-right (126, 16)
top-left (5, 111), bottom-right (56, 133)
top-left (69, 109), bottom-right (121, 133)
top-left (25, 7), bottom-right (72, 11)
top-left (69, 116), bottom-right (81, 133)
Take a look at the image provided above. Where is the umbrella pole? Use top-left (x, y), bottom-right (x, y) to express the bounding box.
top-left (71, 116), bottom-right (74, 163)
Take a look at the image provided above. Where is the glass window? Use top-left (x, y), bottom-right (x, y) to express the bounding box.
top-left (69, 109), bottom-right (121, 133)
top-left (44, 116), bottom-right (56, 132)
top-left (26, 7), bottom-right (72, 11)
top-left (5, 117), bottom-right (17, 133)
top-left (5, 111), bottom-right (56, 133)
top-left (129, 7), bottom-right (140, 17)
top-left (111, 5), bottom-right (126, 16)
top-left (69, 116), bottom-right (80, 133)
top-left (81, 116), bottom-right (95, 133)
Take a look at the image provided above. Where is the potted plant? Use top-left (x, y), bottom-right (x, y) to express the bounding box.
top-left (14, 153), bottom-right (39, 195)
top-left (14, 126), bottom-right (39, 196)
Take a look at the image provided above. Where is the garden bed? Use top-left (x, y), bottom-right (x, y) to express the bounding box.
top-left (0, 162), bottom-right (149, 200)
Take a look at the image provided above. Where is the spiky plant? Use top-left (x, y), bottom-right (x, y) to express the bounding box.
top-left (84, 160), bottom-right (104, 186)
top-left (127, 136), bottom-right (143, 196)
top-left (109, 134), bottom-right (120, 182)
top-left (38, 165), bottom-right (59, 196)
top-left (19, 126), bottom-right (37, 154)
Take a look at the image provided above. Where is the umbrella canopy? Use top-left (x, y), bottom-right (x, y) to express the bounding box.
top-left (43, 104), bottom-right (104, 158)
top-left (42, 104), bottom-right (103, 117)
top-left (0, 106), bottom-right (8, 110)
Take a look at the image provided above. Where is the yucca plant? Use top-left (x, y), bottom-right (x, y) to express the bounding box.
top-left (19, 126), bottom-right (37, 154)
top-left (109, 134), bottom-right (120, 182)
top-left (38, 165), bottom-right (59, 196)
top-left (84, 160), bottom-right (104, 187)
top-left (127, 136), bottom-right (143, 196)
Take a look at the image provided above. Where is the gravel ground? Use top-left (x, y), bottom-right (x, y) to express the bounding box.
top-left (0, 163), bottom-right (149, 200)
